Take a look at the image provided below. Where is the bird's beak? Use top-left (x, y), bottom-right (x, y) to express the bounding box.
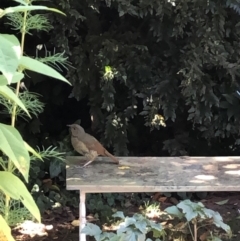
top-left (67, 124), bottom-right (72, 127)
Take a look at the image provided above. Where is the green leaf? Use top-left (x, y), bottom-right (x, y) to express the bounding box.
top-left (24, 142), bottom-right (42, 161)
top-left (99, 232), bottom-right (117, 241)
top-left (164, 206), bottom-right (184, 218)
top-left (137, 233), bottom-right (146, 241)
top-left (204, 208), bottom-right (231, 234)
top-left (2, 34), bottom-right (21, 57)
top-left (0, 171), bottom-right (40, 222)
top-left (215, 199), bottom-right (229, 205)
top-left (0, 215), bottom-right (15, 241)
top-left (152, 228), bottom-right (163, 238)
top-left (177, 200), bottom-right (201, 221)
top-left (19, 56), bottom-right (71, 85)
top-left (112, 211), bottom-right (125, 219)
top-left (135, 220), bottom-right (147, 233)
top-left (81, 223), bottom-right (102, 236)
top-left (222, 94), bottom-right (235, 104)
top-left (0, 124), bottom-right (30, 182)
top-left (122, 231), bottom-right (137, 241)
top-left (0, 85), bottom-right (30, 116)
top-left (1, 6), bottom-right (66, 18)
top-left (149, 221), bottom-right (162, 231)
top-left (219, 101), bottom-right (229, 109)
top-left (0, 72), bottom-right (24, 85)
top-left (124, 217), bottom-right (137, 226)
top-left (0, 34), bottom-right (21, 83)
top-left (117, 226), bottom-right (132, 235)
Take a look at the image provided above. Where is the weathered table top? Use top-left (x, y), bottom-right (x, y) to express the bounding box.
top-left (66, 156), bottom-right (240, 192)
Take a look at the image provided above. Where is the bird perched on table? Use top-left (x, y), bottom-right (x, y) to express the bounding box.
top-left (67, 124), bottom-right (119, 167)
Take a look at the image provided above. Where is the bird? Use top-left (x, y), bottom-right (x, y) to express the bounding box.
top-left (67, 124), bottom-right (119, 167)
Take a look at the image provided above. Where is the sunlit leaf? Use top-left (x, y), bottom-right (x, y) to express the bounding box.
top-left (0, 34), bottom-right (21, 83)
top-left (0, 215), bottom-right (15, 241)
top-left (0, 124), bottom-right (30, 182)
top-left (135, 220), bottom-right (147, 233)
top-left (81, 223), bottom-right (102, 236)
top-left (0, 171), bottom-right (40, 222)
top-left (112, 211), bottom-right (125, 219)
top-left (20, 56), bottom-right (71, 85)
top-left (1, 6), bottom-right (65, 18)
top-left (0, 85), bottom-right (29, 116)
top-left (215, 199), bottom-right (229, 205)
top-left (164, 206), bottom-right (184, 218)
top-left (0, 73), bottom-right (24, 85)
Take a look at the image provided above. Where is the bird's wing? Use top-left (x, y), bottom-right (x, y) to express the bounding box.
top-left (72, 137), bottom-right (90, 155)
top-left (83, 134), bottom-right (105, 155)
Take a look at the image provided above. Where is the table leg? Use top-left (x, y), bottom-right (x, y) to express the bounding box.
top-left (79, 191), bottom-right (86, 241)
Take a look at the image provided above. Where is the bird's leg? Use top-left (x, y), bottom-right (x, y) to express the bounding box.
top-left (82, 160), bottom-right (94, 168)
top-left (82, 150), bottom-right (98, 168)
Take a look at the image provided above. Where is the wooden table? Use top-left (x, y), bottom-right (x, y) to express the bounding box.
top-left (66, 156), bottom-right (240, 241)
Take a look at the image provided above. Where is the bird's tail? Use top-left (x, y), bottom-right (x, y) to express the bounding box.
top-left (104, 150), bottom-right (119, 164)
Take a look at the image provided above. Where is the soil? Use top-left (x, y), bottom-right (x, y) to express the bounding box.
top-left (13, 192), bottom-right (240, 241)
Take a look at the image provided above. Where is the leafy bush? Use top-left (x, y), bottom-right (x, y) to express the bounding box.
top-left (165, 199), bottom-right (232, 241)
top-left (82, 211), bottom-right (165, 241)
top-left (48, 0), bottom-right (240, 158)
top-left (83, 200), bottom-right (231, 241)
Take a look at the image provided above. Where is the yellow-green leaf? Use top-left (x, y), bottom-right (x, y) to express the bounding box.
top-left (1, 6), bottom-right (65, 18)
top-left (0, 171), bottom-right (41, 222)
top-left (0, 34), bottom-right (21, 83)
top-left (2, 34), bottom-right (22, 59)
top-left (0, 73), bottom-right (24, 85)
top-left (0, 85), bottom-right (30, 116)
top-left (215, 199), bottom-right (229, 205)
top-left (0, 124), bottom-right (30, 182)
top-left (0, 215), bottom-right (15, 241)
top-left (20, 56), bottom-right (71, 85)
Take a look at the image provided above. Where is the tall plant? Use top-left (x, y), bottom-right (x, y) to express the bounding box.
top-left (0, 1), bottom-right (70, 240)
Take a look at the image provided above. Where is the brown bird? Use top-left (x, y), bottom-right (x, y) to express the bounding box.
top-left (68, 124), bottom-right (119, 167)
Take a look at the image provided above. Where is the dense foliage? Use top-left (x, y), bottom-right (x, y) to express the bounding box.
top-left (46, 0), bottom-right (240, 157)
top-left (1, 1), bottom-right (240, 239)
top-left (2, 0), bottom-right (240, 158)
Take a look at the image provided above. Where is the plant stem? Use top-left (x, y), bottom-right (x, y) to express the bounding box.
top-left (11, 9), bottom-right (27, 128)
top-left (194, 222), bottom-right (197, 241)
top-left (5, 2), bottom-right (28, 223)
top-left (187, 221), bottom-right (194, 241)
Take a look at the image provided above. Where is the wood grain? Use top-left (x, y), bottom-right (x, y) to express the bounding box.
top-left (66, 156), bottom-right (240, 192)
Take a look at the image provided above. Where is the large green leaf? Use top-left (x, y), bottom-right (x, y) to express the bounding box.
top-left (0, 73), bottom-right (24, 85)
top-left (20, 56), bottom-right (71, 85)
top-left (81, 223), bottom-right (102, 236)
top-left (0, 34), bottom-right (21, 84)
top-left (2, 34), bottom-right (22, 58)
top-left (0, 124), bottom-right (30, 182)
top-left (0, 6), bottom-right (65, 18)
top-left (0, 85), bottom-right (30, 116)
top-left (0, 171), bottom-right (41, 222)
top-left (164, 206), bottom-right (184, 218)
top-left (0, 215), bottom-right (15, 241)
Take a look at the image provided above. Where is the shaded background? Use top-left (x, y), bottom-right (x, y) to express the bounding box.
top-left (1, 1), bottom-right (240, 194)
